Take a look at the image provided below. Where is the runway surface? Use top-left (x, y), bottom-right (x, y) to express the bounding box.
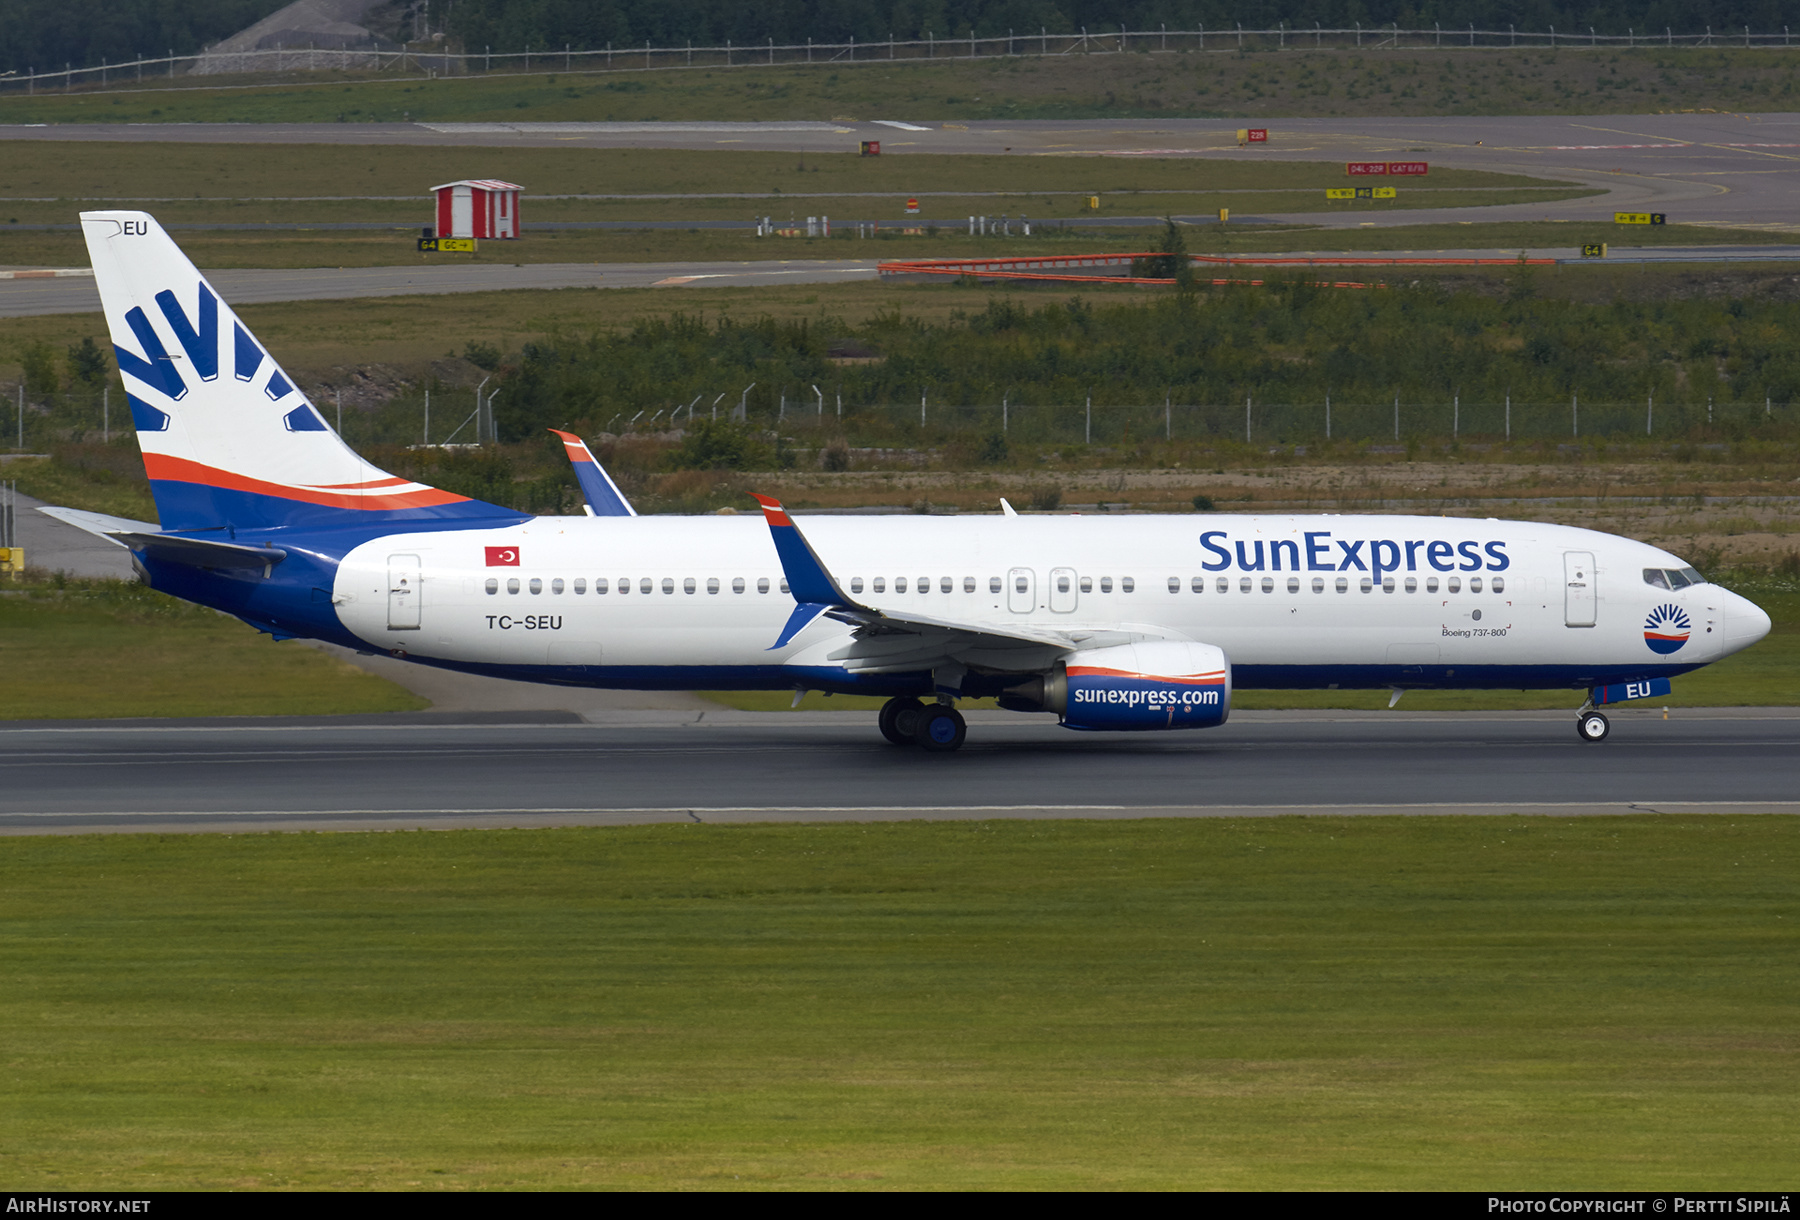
top-left (7, 113), bottom-right (1799, 227)
top-left (3, 710), bottom-right (1795, 834)
top-left (0, 258), bottom-right (879, 318)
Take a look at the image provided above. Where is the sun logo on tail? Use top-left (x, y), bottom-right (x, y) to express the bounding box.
top-left (1644, 603), bottom-right (1692, 654)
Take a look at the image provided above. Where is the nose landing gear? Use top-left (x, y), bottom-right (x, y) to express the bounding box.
top-left (878, 697), bottom-right (967, 752)
top-left (1577, 711), bottom-right (1610, 743)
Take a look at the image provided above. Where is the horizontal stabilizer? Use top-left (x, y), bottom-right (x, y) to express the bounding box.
top-left (106, 531), bottom-right (286, 570)
top-left (36, 505), bottom-right (161, 541)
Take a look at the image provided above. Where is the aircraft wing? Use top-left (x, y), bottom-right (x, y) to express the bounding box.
top-left (751, 493), bottom-right (1126, 678)
top-left (549, 429), bottom-right (636, 517)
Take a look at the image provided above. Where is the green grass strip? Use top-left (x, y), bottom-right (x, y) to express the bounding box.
top-left (2, 816), bottom-right (1795, 1188)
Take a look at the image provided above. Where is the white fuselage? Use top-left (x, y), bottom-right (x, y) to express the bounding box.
top-left (328, 513), bottom-right (1767, 694)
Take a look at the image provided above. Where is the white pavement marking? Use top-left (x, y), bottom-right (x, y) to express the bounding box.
top-left (872, 120), bottom-right (933, 131)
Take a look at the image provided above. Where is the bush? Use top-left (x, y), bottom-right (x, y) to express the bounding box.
top-left (1192, 494), bottom-right (1215, 512)
top-left (1029, 484), bottom-right (1062, 511)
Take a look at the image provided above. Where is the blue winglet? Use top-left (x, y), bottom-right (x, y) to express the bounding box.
top-left (750, 493), bottom-right (850, 607)
top-left (770, 602), bottom-right (833, 650)
top-left (550, 429), bottom-right (637, 517)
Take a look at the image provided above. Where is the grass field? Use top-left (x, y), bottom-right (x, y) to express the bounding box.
top-left (0, 46), bottom-right (1795, 124)
top-left (2, 816), bottom-right (1794, 1189)
top-left (0, 576), bottom-right (424, 719)
top-left (0, 142), bottom-right (1559, 208)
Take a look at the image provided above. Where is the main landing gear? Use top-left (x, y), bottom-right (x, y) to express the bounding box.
top-left (1576, 710), bottom-right (1610, 743)
top-left (879, 697), bottom-right (968, 752)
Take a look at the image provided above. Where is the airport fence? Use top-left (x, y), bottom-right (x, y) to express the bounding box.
top-left (5, 23), bottom-right (1800, 95)
top-left (7, 379), bottom-right (1795, 458)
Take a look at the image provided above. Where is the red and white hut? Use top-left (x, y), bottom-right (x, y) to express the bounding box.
top-left (432, 180), bottom-right (522, 240)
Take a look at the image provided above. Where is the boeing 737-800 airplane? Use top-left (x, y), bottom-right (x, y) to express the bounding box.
top-left (41, 213), bottom-right (1772, 751)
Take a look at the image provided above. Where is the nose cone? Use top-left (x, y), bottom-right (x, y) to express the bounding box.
top-left (1722, 589), bottom-right (1773, 656)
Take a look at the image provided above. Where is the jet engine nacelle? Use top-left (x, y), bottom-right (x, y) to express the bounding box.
top-left (1002, 641), bottom-right (1232, 731)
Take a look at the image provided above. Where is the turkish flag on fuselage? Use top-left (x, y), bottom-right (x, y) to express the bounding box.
top-left (485, 546), bottom-right (520, 566)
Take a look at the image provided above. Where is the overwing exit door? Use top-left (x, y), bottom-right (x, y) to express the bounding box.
top-left (1007, 567), bottom-right (1035, 614)
top-left (388, 554), bottom-right (421, 630)
top-left (1564, 551), bottom-right (1595, 627)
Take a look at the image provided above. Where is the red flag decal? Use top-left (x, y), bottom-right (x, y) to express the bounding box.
top-left (485, 546), bottom-right (520, 566)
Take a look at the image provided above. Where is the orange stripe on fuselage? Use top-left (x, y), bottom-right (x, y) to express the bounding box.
top-left (143, 453), bottom-right (470, 511)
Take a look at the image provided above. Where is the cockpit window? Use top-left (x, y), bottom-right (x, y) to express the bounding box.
top-left (1647, 566), bottom-right (1706, 590)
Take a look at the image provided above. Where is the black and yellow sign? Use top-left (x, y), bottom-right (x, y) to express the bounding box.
top-left (1581, 243), bottom-right (1608, 258)
top-left (419, 237), bottom-right (477, 252)
top-left (1326, 188), bottom-right (1356, 200)
top-left (1613, 212), bottom-right (1666, 226)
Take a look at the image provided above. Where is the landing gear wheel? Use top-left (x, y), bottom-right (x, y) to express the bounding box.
top-left (879, 697), bottom-right (925, 746)
top-left (1577, 712), bottom-right (1611, 743)
top-left (914, 705), bottom-right (967, 753)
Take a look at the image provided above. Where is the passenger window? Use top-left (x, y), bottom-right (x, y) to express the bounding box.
top-left (684, 577), bottom-right (697, 594)
top-left (940, 577), bottom-right (952, 593)
top-left (1447, 576), bottom-right (1461, 594)
top-left (1404, 577), bottom-right (1416, 593)
top-left (618, 577), bottom-right (629, 594)
top-left (639, 577), bottom-right (652, 594)
top-left (574, 578), bottom-right (587, 594)
top-left (596, 578), bottom-right (609, 594)
top-left (732, 577), bottom-right (745, 593)
top-left (1060, 575), bottom-right (1073, 593)
top-left (1192, 576), bottom-right (1205, 593)
top-left (1121, 577), bottom-right (1134, 593)
top-left (1287, 577), bottom-right (1299, 594)
top-left (1469, 576), bottom-right (1483, 593)
top-left (780, 579), bottom-right (789, 594)
top-left (1261, 577), bottom-right (1274, 593)
top-left (1217, 577), bottom-right (1229, 593)
top-left (989, 577), bottom-right (1001, 593)
top-left (1311, 577), bottom-right (1324, 593)
top-left (484, 578), bottom-right (498, 595)
top-left (1426, 577), bottom-right (1439, 593)
top-left (707, 577), bottom-right (720, 594)
top-left (529, 578), bottom-right (543, 595)
top-left (1081, 576), bottom-right (1094, 593)
top-left (918, 576), bottom-right (930, 593)
top-left (1643, 568), bottom-right (1671, 590)
top-left (660, 578), bottom-right (673, 594)
top-left (1335, 576), bottom-right (1348, 593)
top-left (1381, 577), bottom-right (1395, 593)
top-left (551, 578), bottom-right (565, 594)
top-left (757, 577), bottom-right (770, 594)
top-left (507, 578), bottom-right (520, 594)
top-left (1360, 577), bottom-right (1373, 593)
top-left (1100, 576), bottom-right (1113, 593)
top-left (874, 577), bottom-right (886, 593)
top-left (1491, 576), bottom-right (1505, 593)
top-left (1238, 577), bottom-right (1251, 594)
top-left (896, 577), bottom-right (908, 593)
top-left (1014, 575), bottom-right (1027, 593)
top-left (963, 576), bottom-right (975, 593)
top-left (851, 577), bottom-right (864, 594)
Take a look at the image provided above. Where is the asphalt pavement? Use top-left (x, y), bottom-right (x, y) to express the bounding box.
top-left (2, 710), bottom-right (1794, 834)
